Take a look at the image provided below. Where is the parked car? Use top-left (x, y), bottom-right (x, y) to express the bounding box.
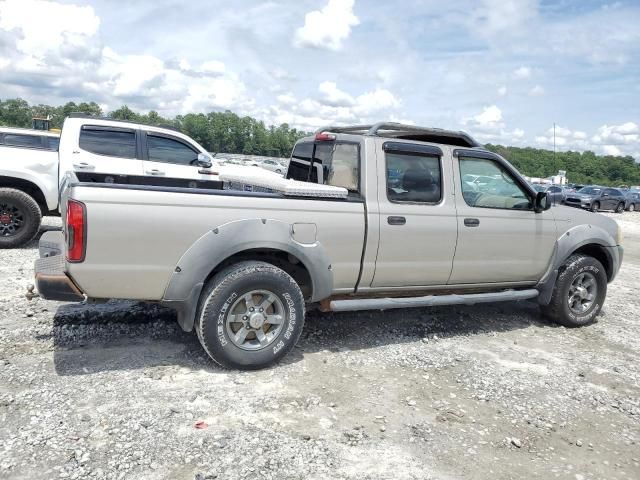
top-left (564, 186), bottom-right (626, 213)
top-left (625, 191), bottom-right (640, 212)
top-left (252, 158), bottom-right (285, 175)
top-left (531, 184), bottom-right (565, 205)
top-left (34, 122), bottom-right (623, 370)
top-left (0, 115), bottom-right (235, 248)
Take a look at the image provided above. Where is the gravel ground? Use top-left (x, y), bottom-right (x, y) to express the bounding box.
top-left (1, 213), bottom-right (639, 480)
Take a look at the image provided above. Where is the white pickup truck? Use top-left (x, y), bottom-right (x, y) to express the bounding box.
top-left (34, 122), bottom-right (623, 370)
top-left (1, 115), bottom-right (222, 248)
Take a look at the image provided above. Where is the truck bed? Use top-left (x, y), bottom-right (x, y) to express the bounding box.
top-left (62, 182), bottom-right (366, 301)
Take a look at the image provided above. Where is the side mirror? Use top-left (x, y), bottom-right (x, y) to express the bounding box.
top-left (534, 191), bottom-right (551, 213)
top-left (193, 153), bottom-right (213, 168)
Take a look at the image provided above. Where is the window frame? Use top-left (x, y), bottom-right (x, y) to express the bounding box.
top-left (383, 142), bottom-right (444, 206)
top-left (142, 130), bottom-right (200, 165)
top-left (79, 125), bottom-right (138, 159)
top-left (454, 148), bottom-right (536, 211)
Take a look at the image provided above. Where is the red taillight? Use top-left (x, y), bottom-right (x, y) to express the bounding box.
top-left (315, 132), bottom-right (336, 141)
top-left (66, 200), bottom-right (86, 262)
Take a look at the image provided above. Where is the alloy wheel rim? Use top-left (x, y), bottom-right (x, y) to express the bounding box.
top-left (225, 290), bottom-right (285, 350)
top-left (0, 203), bottom-right (24, 237)
top-left (567, 272), bottom-right (597, 314)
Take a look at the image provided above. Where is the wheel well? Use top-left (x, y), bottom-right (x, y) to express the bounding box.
top-left (572, 244), bottom-right (613, 280)
top-left (207, 249), bottom-right (313, 299)
top-left (0, 176), bottom-right (48, 213)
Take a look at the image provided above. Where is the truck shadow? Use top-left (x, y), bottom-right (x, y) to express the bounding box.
top-left (47, 299), bottom-right (557, 376)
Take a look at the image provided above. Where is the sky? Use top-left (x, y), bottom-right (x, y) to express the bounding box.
top-left (0, 0), bottom-right (639, 159)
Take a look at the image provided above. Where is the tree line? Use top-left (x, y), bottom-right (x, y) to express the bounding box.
top-left (1, 97), bottom-right (638, 185)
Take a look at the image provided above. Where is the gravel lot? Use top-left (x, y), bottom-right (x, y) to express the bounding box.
top-left (1, 212), bottom-right (639, 480)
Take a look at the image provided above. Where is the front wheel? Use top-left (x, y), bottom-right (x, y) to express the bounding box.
top-left (615, 202), bottom-right (625, 213)
top-left (590, 201), bottom-right (600, 213)
top-left (0, 188), bottom-right (42, 249)
top-left (196, 261), bottom-right (305, 370)
top-left (541, 254), bottom-right (607, 327)
top-left (628, 203), bottom-right (636, 212)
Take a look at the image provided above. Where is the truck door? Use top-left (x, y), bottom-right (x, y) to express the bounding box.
top-left (72, 125), bottom-right (143, 179)
top-left (371, 141), bottom-right (458, 287)
top-left (141, 131), bottom-right (214, 185)
top-left (448, 150), bottom-right (557, 284)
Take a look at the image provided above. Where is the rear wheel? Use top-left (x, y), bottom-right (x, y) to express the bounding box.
top-left (541, 254), bottom-right (607, 327)
top-left (0, 188), bottom-right (42, 249)
top-left (615, 202), bottom-right (625, 213)
top-left (196, 261), bottom-right (305, 370)
top-left (629, 203), bottom-right (636, 212)
top-left (590, 201), bottom-right (600, 213)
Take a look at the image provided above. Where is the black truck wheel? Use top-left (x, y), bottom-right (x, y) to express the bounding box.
top-left (0, 188), bottom-right (42, 249)
top-left (615, 202), bottom-right (625, 213)
top-left (541, 254), bottom-right (607, 327)
top-left (196, 261), bottom-right (305, 370)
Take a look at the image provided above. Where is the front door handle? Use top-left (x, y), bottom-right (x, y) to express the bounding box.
top-left (387, 216), bottom-right (406, 226)
top-left (464, 218), bottom-right (480, 227)
top-left (73, 162), bottom-right (95, 170)
top-left (145, 169), bottom-right (165, 176)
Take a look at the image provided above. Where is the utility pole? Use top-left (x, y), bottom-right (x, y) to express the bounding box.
top-left (553, 122), bottom-right (556, 167)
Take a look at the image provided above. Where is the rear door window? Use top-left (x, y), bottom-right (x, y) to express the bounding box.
top-left (386, 152), bottom-right (442, 203)
top-left (79, 126), bottom-right (136, 158)
top-left (3, 133), bottom-right (44, 148)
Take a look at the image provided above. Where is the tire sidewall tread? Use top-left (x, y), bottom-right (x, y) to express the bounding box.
top-left (542, 254), bottom-right (607, 327)
top-left (0, 188), bottom-right (42, 248)
top-left (196, 261), bottom-right (305, 370)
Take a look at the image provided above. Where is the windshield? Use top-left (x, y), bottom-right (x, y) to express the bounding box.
top-left (578, 187), bottom-right (601, 195)
top-left (531, 184), bottom-right (546, 192)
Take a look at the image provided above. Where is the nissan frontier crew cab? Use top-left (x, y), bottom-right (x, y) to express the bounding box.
top-left (34, 122), bottom-right (624, 370)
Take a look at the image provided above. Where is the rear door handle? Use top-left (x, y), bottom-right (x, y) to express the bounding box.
top-left (464, 218), bottom-right (480, 227)
top-left (387, 216), bottom-right (406, 226)
top-left (145, 169), bottom-right (165, 176)
top-left (73, 162), bottom-right (95, 170)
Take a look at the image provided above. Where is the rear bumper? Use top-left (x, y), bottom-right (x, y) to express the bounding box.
top-left (35, 232), bottom-right (84, 302)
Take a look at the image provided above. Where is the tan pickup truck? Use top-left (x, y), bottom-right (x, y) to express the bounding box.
top-left (34, 122), bottom-right (623, 369)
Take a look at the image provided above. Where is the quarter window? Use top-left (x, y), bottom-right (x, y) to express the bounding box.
top-left (459, 157), bottom-right (532, 210)
top-left (3, 134), bottom-right (43, 148)
top-left (147, 134), bottom-right (198, 165)
top-left (79, 127), bottom-right (136, 158)
top-left (385, 152), bottom-right (442, 203)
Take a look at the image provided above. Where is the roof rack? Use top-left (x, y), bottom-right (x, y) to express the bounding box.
top-left (314, 122), bottom-right (480, 147)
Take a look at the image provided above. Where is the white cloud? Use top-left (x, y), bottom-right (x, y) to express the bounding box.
top-left (602, 145), bottom-right (622, 156)
top-left (513, 66), bottom-right (532, 79)
top-left (497, 85), bottom-right (507, 96)
top-left (276, 93), bottom-right (296, 105)
top-left (353, 88), bottom-right (400, 115)
top-left (469, 105), bottom-right (503, 127)
top-left (200, 60), bottom-right (226, 75)
top-left (473, 0), bottom-right (539, 36)
top-left (318, 81), bottom-right (355, 107)
top-left (294, 0), bottom-right (360, 51)
top-left (0, 0), bottom-right (99, 57)
top-left (528, 85), bottom-right (545, 96)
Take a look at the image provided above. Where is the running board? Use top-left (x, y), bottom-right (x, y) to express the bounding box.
top-left (329, 289), bottom-right (539, 312)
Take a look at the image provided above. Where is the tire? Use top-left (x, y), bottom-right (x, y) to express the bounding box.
top-left (196, 261), bottom-right (305, 370)
top-left (615, 202), bottom-right (625, 213)
top-left (590, 201), bottom-right (600, 213)
top-left (0, 188), bottom-right (42, 249)
top-left (628, 203), bottom-right (636, 212)
top-left (541, 254), bottom-right (607, 327)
